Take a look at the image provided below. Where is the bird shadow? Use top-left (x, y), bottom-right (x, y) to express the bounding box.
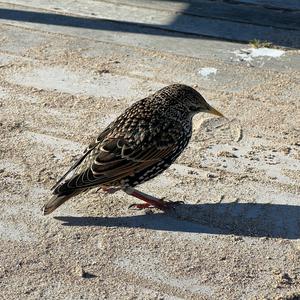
top-left (55, 202), bottom-right (300, 239)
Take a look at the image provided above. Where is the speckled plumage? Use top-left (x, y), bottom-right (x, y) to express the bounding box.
top-left (43, 84), bottom-right (223, 214)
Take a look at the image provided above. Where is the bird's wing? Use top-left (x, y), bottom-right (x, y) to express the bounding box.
top-left (55, 136), bottom-right (177, 192)
top-left (51, 126), bottom-right (113, 190)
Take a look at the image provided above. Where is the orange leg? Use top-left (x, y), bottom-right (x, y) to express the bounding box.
top-left (124, 187), bottom-right (183, 211)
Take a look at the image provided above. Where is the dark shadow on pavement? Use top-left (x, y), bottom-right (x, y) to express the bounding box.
top-left (55, 202), bottom-right (300, 239)
top-left (0, 7), bottom-right (299, 47)
top-left (0, 8), bottom-right (189, 38)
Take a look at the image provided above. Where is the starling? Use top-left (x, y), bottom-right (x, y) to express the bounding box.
top-left (43, 84), bottom-right (223, 215)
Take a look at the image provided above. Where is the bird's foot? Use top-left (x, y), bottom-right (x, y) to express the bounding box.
top-left (124, 187), bottom-right (184, 211)
top-left (128, 203), bottom-right (154, 210)
top-left (128, 199), bottom-right (184, 211)
top-left (125, 188), bottom-right (166, 210)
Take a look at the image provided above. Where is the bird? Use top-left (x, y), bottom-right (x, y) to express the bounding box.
top-left (42, 84), bottom-right (223, 215)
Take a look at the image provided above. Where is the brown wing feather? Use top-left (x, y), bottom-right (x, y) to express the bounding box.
top-left (53, 113), bottom-right (184, 195)
top-left (57, 137), bottom-right (176, 191)
top-left (51, 126), bottom-right (113, 190)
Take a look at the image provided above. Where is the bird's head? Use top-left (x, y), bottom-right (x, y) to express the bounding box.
top-left (169, 84), bottom-right (224, 118)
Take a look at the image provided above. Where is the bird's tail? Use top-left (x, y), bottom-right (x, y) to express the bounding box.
top-left (42, 189), bottom-right (80, 215)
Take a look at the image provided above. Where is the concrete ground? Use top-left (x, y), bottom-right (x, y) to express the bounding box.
top-left (0, 1), bottom-right (299, 299)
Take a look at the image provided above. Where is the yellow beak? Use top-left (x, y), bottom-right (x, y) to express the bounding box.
top-left (207, 106), bottom-right (224, 117)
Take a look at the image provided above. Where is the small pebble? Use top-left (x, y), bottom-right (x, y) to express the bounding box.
top-left (219, 194), bottom-right (225, 201)
top-left (217, 151), bottom-right (238, 158)
top-left (74, 265), bottom-right (85, 278)
top-left (207, 173), bottom-right (217, 179)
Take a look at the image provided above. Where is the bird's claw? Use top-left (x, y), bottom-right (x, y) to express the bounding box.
top-left (128, 203), bottom-right (154, 210)
top-left (128, 200), bottom-right (184, 211)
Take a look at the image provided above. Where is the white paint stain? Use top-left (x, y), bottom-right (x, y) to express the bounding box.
top-left (233, 48), bottom-right (285, 62)
top-left (198, 67), bottom-right (217, 77)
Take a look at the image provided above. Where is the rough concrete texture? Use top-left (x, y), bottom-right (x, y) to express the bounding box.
top-left (0, 1), bottom-right (300, 299)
